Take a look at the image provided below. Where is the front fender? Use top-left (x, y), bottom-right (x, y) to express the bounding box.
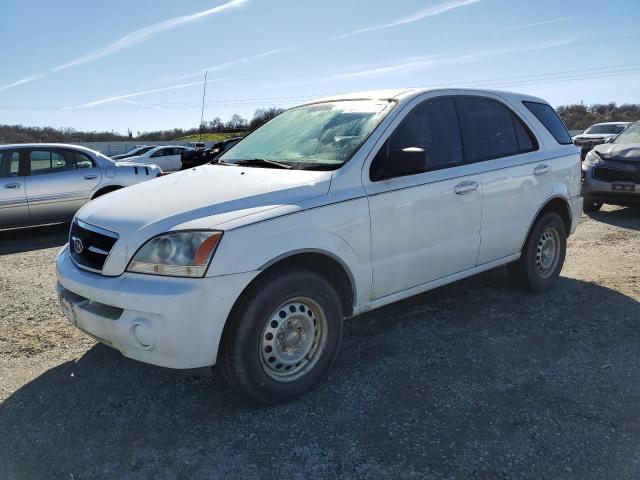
top-left (207, 199), bottom-right (372, 310)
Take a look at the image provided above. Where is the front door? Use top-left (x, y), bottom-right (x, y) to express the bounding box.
top-left (364, 96), bottom-right (482, 300)
top-left (0, 149), bottom-right (29, 228)
top-left (25, 148), bottom-right (101, 224)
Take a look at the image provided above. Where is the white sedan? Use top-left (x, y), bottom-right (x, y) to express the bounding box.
top-left (122, 145), bottom-right (192, 172)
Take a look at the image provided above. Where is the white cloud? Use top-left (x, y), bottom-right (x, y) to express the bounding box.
top-left (329, 0), bottom-right (481, 41)
top-left (268, 39), bottom-right (575, 87)
top-left (151, 47), bottom-right (295, 85)
top-left (79, 76), bottom-right (236, 108)
top-left (502, 17), bottom-right (573, 31)
top-left (52, 0), bottom-right (250, 72)
top-left (0, 74), bottom-right (44, 93)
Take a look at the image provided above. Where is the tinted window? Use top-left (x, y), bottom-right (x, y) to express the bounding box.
top-left (459, 97), bottom-right (536, 161)
top-left (0, 150), bottom-right (20, 178)
top-left (73, 152), bottom-right (94, 169)
top-left (29, 150), bottom-right (90, 175)
top-left (386, 97), bottom-right (463, 171)
top-left (30, 150), bottom-right (74, 175)
top-left (523, 101), bottom-right (572, 144)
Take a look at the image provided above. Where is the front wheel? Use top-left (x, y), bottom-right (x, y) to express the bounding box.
top-left (508, 212), bottom-right (567, 292)
top-left (218, 268), bottom-right (344, 404)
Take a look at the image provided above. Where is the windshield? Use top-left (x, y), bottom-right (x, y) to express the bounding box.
top-left (218, 100), bottom-right (395, 170)
top-left (613, 123), bottom-right (640, 145)
top-left (584, 124), bottom-right (627, 135)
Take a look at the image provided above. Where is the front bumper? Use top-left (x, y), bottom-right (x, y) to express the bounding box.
top-left (582, 166), bottom-right (640, 207)
top-left (56, 245), bottom-right (258, 369)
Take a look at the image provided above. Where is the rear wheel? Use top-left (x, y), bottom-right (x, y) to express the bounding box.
top-left (508, 212), bottom-right (567, 292)
top-left (219, 268), bottom-right (343, 404)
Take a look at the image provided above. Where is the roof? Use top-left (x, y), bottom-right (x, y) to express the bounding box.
top-left (0, 143), bottom-right (99, 153)
top-left (299, 87), bottom-right (548, 106)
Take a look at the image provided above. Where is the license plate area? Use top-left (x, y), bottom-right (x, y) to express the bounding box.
top-left (611, 183), bottom-right (636, 192)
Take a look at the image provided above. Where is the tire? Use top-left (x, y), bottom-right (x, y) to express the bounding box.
top-left (583, 200), bottom-right (603, 212)
top-left (508, 212), bottom-right (567, 292)
top-left (219, 267), bottom-right (344, 404)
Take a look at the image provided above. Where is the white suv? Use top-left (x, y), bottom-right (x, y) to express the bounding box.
top-left (56, 88), bottom-right (582, 403)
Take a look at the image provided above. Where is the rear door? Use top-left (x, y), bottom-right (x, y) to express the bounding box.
top-left (456, 95), bottom-right (552, 264)
top-left (0, 149), bottom-right (29, 227)
top-left (25, 148), bottom-right (101, 223)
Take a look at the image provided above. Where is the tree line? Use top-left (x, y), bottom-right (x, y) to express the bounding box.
top-left (0, 104), bottom-right (637, 144)
top-left (556, 103), bottom-right (639, 131)
top-left (0, 107), bottom-right (285, 144)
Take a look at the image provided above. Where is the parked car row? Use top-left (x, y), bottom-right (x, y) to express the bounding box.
top-left (55, 88), bottom-right (585, 404)
top-left (572, 122), bottom-right (631, 159)
top-left (0, 144), bottom-right (162, 228)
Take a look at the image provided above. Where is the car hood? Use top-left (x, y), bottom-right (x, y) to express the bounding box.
top-left (593, 143), bottom-right (640, 161)
top-left (573, 133), bottom-right (615, 141)
top-left (76, 164), bottom-right (333, 273)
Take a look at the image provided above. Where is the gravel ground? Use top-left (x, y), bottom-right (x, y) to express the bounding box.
top-left (0, 206), bottom-right (639, 479)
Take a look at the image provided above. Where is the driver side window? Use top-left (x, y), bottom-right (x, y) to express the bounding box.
top-left (371, 97), bottom-right (463, 180)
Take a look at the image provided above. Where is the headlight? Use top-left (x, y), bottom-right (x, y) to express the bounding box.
top-left (584, 150), bottom-right (602, 166)
top-left (127, 230), bottom-right (223, 277)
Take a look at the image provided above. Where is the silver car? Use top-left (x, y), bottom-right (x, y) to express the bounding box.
top-left (0, 143), bottom-right (162, 228)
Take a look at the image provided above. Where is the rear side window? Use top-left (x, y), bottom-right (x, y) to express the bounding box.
top-left (458, 97), bottom-right (537, 162)
top-left (0, 150), bottom-right (20, 178)
top-left (523, 101), bottom-right (572, 145)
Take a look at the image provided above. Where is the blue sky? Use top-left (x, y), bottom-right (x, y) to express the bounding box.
top-left (1, 0), bottom-right (639, 133)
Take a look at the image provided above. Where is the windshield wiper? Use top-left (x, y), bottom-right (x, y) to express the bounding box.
top-left (233, 158), bottom-right (293, 169)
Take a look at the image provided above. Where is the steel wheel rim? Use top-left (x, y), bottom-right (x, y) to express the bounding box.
top-left (536, 227), bottom-right (560, 278)
top-left (260, 296), bottom-right (328, 382)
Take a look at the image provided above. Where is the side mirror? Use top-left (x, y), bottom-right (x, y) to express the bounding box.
top-left (604, 136), bottom-right (615, 144)
top-left (383, 147), bottom-right (428, 178)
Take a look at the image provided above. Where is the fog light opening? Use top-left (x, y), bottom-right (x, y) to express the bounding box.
top-left (131, 322), bottom-right (154, 350)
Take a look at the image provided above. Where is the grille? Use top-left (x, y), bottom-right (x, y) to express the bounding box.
top-left (593, 165), bottom-right (640, 183)
top-left (69, 221), bottom-right (118, 273)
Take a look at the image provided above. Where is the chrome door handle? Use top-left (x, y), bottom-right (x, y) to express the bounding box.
top-left (534, 164), bottom-right (550, 176)
top-left (4, 183), bottom-right (21, 189)
top-left (454, 180), bottom-right (479, 195)
top-left (84, 175), bottom-right (98, 180)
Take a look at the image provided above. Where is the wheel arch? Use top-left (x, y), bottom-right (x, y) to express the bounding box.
top-left (521, 195), bottom-right (572, 251)
top-left (92, 184), bottom-right (123, 199)
top-left (257, 249), bottom-right (356, 318)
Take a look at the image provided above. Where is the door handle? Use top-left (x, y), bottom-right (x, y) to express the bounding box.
top-left (534, 164), bottom-right (550, 176)
top-left (454, 180), bottom-right (479, 195)
top-left (3, 183), bottom-right (21, 189)
top-left (84, 175), bottom-right (98, 180)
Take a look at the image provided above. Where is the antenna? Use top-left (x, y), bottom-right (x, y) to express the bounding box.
top-left (198, 70), bottom-right (208, 141)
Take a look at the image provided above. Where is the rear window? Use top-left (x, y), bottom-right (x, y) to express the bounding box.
top-left (523, 101), bottom-right (572, 145)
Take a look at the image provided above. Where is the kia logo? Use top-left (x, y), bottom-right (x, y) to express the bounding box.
top-left (72, 236), bottom-right (84, 254)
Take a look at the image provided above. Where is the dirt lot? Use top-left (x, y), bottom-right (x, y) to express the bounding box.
top-left (0, 206), bottom-right (639, 479)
